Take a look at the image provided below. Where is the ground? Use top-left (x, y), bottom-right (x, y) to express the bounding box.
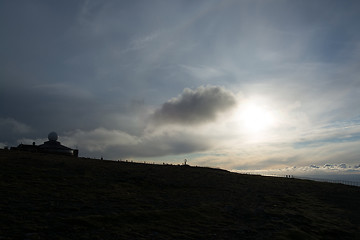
top-left (0, 150), bottom-right (359, 239)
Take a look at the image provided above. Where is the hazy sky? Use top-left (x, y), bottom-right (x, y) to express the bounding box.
top-left (1, 0), bottom-right (360, 174)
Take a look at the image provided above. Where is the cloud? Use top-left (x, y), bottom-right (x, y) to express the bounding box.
top-left (181, 65), bottom-right (225, 80)
top-left (59, 127), bottom-right (212, 159)
top-left (0, 118), bottom-right (33, 146)
top-left (52, 86), bottom-right (237, 158)
top-left (63, 128), bottom-right (139, 152)
top-left (152, 86), bottom-right (237, 125)
top-left (124, 32), bottom-right (159, 53)
top-left (32, 83), bottom-right (93, 100)
top-left (234, 163), bottom-right (360, 179)
top-left (114, 128), bottom-right (211, 158)
top-left (0, 118), bottom-right (32, 134)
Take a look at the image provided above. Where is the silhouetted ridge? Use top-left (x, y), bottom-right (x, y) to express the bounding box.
top-left (0, 150), bottom-right (359, 239)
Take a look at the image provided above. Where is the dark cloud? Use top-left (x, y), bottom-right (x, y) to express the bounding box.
top-left (0, 118), bottom-right (33, 145)
top-left (152, 86), bottom-right (236, 125)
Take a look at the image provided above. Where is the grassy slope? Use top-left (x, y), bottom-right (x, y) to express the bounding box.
top-left (0, 150), bottom-right (359, 240)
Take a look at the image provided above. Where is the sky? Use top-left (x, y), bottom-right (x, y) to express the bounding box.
top-left (1, 0), bottom-right (360, 178)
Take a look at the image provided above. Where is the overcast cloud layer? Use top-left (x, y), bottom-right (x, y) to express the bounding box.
top-left (1, 1), bottom-right (360, 177)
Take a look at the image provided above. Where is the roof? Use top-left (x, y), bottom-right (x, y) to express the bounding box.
top-left (38, 140), bottom-right (73, 151)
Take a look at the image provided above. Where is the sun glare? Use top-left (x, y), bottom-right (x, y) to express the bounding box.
top-left (236, 101), bottom-right (277, 134)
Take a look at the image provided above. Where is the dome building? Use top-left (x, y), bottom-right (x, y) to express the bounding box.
top-left (38, 132), bottom-right (78, 157)
top-left (12, 132), bottom-right (78, 157)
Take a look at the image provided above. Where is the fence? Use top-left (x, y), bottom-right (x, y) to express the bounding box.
top-left (292, 176), bottom-right (360, 187)
top-left (238, 172), bottom-right (360, 187)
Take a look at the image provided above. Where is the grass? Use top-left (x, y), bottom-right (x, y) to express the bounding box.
top-left (0, 149), bottom-right (359, 239)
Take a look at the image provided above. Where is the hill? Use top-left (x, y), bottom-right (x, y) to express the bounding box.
top-left (0, 150), bottom-right (359, 239)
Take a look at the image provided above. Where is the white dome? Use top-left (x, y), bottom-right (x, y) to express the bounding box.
top-left (48, 132), bottom-right (58, 141)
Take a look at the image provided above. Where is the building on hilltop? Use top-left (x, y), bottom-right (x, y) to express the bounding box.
top-left (38, 132), bottom-right (78, 157)
top-left (15, 142), bottom-right (38, 152)
top-left (11, 132), bottom-right (78, 157)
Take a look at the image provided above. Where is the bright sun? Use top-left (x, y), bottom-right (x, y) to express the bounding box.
top-left (238, 101), bottom-right (277, 133)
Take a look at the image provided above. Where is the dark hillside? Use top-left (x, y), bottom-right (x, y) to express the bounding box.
top-left (1, 150), bottom-right (359, 239)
